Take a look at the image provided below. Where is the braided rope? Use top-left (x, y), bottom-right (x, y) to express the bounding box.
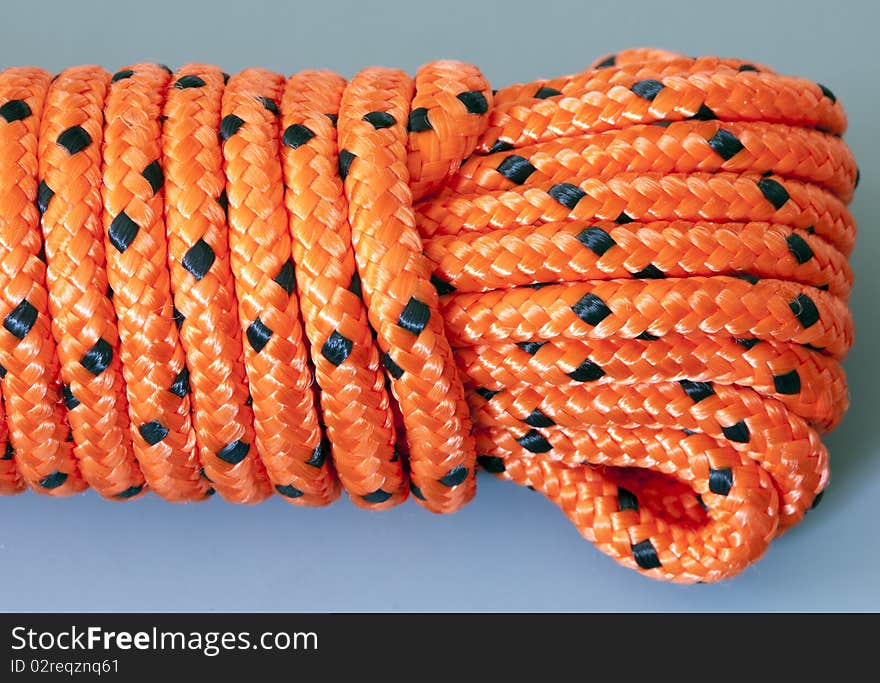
top-left (0, 67), bottom-right (82, 495)
top-left (0, 48), bottom-right (857, 583)
top-left (38, 66), bottom-right (144, 498)
top-left (102, 63), bottom-right (203, 502)
top-left (338, 67), bottom-right (479, 512)
top-left (279, 70), bottom-right (405, 509)
top-left (162, 64), bottom-right (261, 503)
top-left (222, 69), bottom-right (337, 505)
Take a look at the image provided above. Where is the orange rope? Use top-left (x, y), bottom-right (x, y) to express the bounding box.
top-left (162, 64), bottom-right (261, 503)
top-left (38, 66), bottom-right (143, 497)
top-left (0, 48), bottom-right (857, 583)
top-left (280, 70), bottom-right (405, 509)
top-left (222, 68), bottom-right (338, 506)
top-left (102, 63), bottom-right (203, 501)
top-left (0, 67), bottom-right (81, 495)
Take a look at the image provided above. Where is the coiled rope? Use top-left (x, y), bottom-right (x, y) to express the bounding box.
top-left (0, 47), bottom-right (856, 582)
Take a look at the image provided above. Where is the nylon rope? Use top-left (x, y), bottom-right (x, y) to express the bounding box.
top-left (0, 47), bottom-right (857, 582)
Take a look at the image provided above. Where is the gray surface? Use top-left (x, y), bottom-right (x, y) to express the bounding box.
top-left (0, 0), bottom-right (877, 612)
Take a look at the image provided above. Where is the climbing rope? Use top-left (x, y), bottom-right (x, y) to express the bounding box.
top-left (0, 48), bottom-right (856, 582)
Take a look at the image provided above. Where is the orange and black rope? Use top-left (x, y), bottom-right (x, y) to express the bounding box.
top-left (0, 48), bottom-right (858, 583)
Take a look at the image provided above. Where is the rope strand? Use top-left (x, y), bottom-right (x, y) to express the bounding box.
top-left (38, 66), bottom-right (143, 498)
top-left (0, 48), bottom-right (857, 582)
top-left (162, 64), bottom-right (260, 503)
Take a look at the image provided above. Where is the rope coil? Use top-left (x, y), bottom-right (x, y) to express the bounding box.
top-left (0, 47), bottom-right (857, 582)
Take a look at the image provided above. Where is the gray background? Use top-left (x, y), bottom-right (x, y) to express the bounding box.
top-left (1, 0), bottom-right (877, 612)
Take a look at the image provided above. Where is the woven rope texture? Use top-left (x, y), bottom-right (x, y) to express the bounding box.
top-left (0, 47), bottom-right (857, 582)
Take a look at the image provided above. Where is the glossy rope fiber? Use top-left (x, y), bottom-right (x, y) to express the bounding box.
top-left (0, 48), bottom-right (857, 582)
